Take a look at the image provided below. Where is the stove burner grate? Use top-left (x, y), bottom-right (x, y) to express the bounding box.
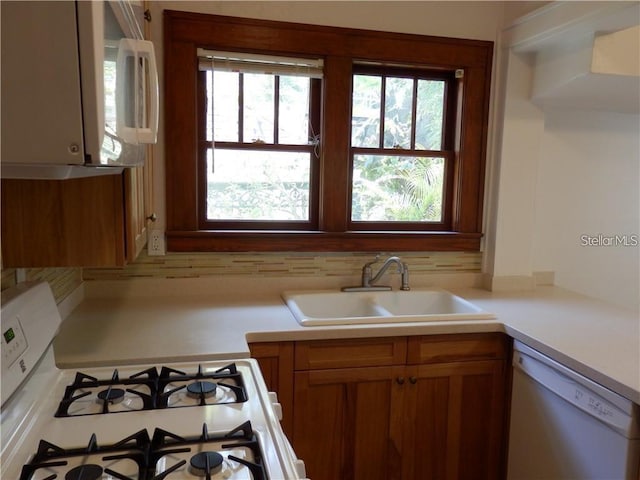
top-left (19, 430), bottom-right (150, 480)
top-left (54, 363), bottom-right (248, 417)
top-left (19, 422), bottom-right (268, 480)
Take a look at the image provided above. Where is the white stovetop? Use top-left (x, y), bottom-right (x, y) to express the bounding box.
top-left (1, 355), bottom-right (300, 480)
top-left (53, 277), bottom-right (640, 404)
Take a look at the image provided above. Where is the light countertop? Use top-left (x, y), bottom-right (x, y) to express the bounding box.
top-left (53, 279), bottom-right (640, 404)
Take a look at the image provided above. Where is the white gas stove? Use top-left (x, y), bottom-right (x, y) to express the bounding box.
top-left (1, 282), bottom-right (307, 480)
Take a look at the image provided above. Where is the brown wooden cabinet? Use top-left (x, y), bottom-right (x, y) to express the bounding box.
top-left (294, 364), bottom-right (405, 480)
top-left (248, 342), bottom-right (295, 437)
top-left (289, 333), bottom-right (510, 480)
top-left (1, 164), bottom-right (152, 267)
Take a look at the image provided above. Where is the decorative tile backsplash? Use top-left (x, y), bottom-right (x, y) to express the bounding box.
top-left (0, 252), bottom-right (481, 301)
top-left (83, 251), bottom-right (482, 281)
top-left (2, 251), bottom-right (482, 303)
top-left (1, 268), bottom-right (82, 304)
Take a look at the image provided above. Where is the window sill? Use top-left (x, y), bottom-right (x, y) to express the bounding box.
top-left (166, 230), bottom-right (482, 252)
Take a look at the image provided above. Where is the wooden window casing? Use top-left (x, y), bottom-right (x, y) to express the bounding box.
top-left (164, 11), bottom-right (494, 252)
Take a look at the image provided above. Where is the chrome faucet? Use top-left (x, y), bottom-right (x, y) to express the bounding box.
top-left (342, 255), bottom-right (410, 292)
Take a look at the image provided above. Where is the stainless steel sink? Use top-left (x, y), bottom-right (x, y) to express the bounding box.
top-left (282, 289), bottom-right (495, 326)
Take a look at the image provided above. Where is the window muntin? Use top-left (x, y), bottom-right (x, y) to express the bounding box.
top-left (200, 67), bottom-right (320, 228)
top-left (349, 68), bottom-right (455, 228)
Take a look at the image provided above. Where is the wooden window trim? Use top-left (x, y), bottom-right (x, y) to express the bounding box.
top-left (164, 11), bottom-right (493, 252)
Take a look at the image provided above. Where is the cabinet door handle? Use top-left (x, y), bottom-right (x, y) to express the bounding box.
top-left (396, 377), bottom-right (405, 385)
top-left (409, 376), bottom-right (417, 384)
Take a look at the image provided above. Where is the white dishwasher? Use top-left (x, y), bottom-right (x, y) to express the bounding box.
top-left (508, 340), bottom-right (640, 480)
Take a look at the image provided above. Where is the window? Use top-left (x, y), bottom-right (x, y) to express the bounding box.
top-left (164, 11), bottom-right (493, 252)
top-left (349, 66), bottom-right (456, 230)
top-left (197, 50), bottom-right (322, 229)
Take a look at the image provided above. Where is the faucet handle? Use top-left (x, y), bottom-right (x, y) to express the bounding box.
top-left (400, 263), bottom-right (410, 291)
top-left (364, 254), bottom-right (382, 267)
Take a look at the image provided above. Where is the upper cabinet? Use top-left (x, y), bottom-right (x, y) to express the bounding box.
top-left (503, 1), bottom-right (640, 113)
top-left (0, 1), bottom-right (156, 268)
top-left (1, 165), bottom-right (153, 267)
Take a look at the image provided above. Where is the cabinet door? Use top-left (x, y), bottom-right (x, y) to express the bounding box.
top-left (403, 360), bottom-right (507, 480)
top-left (1, 176), bottom-right (126, 267)
top-left (293, 366), bottom-right (405, 480)
top-left (124, 166), bottom-right (149, 261)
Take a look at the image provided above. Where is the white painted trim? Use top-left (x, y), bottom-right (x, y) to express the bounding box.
top-left (502, 1), bottom-right (640, 52)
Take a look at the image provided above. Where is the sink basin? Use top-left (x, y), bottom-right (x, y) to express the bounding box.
top-left (282, 289), bottom-right (495, 326)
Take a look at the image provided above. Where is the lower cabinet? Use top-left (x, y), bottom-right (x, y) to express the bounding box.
top-left (401, 360), bottom-right (506, 479)
top-left (293, 365), bottom-right (405, 480)
top-left (251, 333), bottom-right (510, 480)
top-left (248, 342), bottom-right (294, 437)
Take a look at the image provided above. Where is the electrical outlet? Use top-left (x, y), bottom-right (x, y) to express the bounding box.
top-left (148, 229), bottom-right (165, 256)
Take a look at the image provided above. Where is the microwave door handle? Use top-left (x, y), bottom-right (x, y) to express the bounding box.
top-left (116, 38), bottom-right (140, 144)
top-left (136, 40), bottom-right (158, 144)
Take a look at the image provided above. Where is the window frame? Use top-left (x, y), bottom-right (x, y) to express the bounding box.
top-left (348, 64), bottom-right (458, 231)
top-left (164, 11), bottom-right (493, 252)
top-left (196, 71), bottom-right (322, 230)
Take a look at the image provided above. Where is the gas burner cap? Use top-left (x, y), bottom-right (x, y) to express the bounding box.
top-left (96, 388), bottom-right (125, 404)
top-left (65, 464), bottom-right (103, 480)
top-left (186, 381), bottom-right (217, 398)
top-left (189, 451), bottom-right (224, 476)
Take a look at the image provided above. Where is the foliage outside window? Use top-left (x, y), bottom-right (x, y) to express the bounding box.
top-left (164, 11), bottom-right (493, 252)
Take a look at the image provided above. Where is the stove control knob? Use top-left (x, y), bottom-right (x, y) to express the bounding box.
top-left (268, 391), bottom-right (283, 421)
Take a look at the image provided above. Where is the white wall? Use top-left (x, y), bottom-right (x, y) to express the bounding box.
top-left (533, 109), bottom-right (640, 311)
top-left (487, 2), bottom-right (640, 311)
top-left (483, 50), bottom-right (544, 289)
top-left (152, 1), bottom-right (509, 40)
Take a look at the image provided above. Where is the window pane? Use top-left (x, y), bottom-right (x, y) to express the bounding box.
top-left (351, 75), bottom-right (381, 148)
top-left (415, 79), bottom-right (445, 150)
top-left (209, 71), bottom-right (239, 142)
top-left (243, 74), bottom-right (274, 143)
top-left (279, 76), bottom-right (310, 144)
top-left (383, 77), bottom-right (414, 149)
top-left (351, 154), bottom-right (444, 222)
top-left (207, 149), bottom-right (310, 220)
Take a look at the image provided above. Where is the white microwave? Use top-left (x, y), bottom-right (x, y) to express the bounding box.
top-left (1, 1), bottom-right (158, 179)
